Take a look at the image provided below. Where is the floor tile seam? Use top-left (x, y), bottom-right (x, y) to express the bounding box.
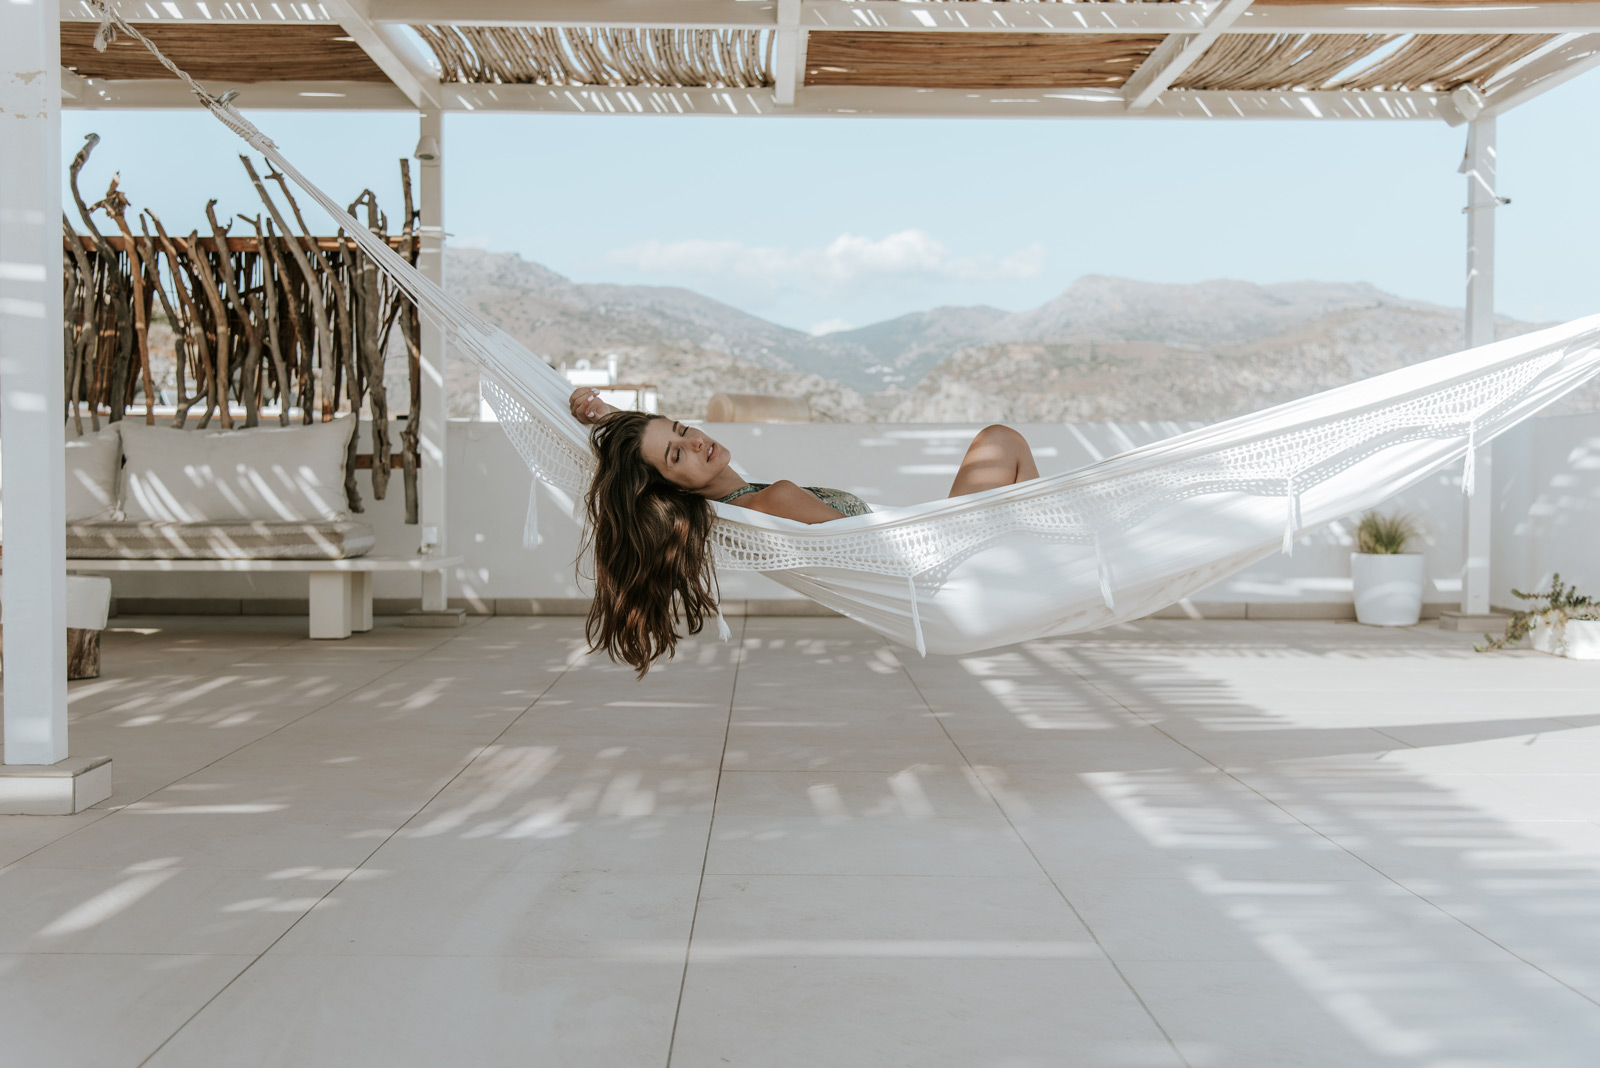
top-left (1066, 663), bottom-right (1600, 1011)
top-left (1, 641), bottom-right (459, 876)
top-left (129, 632), bottom-right (581, 1068)
top-left (894, 651), bottom-right (1195, 1068)
top-left (1362, 881), bottom-right (1600, 1012)
top-left (664, 614), bottom-right (746, 1068)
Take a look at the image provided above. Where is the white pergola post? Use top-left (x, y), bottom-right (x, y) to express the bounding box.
top-left (1461, 116), bottom-right (1496, 617)
top-left (0, 0), bottom-right (110, 812)
top-left (409, 108), bottom-right (459, 623)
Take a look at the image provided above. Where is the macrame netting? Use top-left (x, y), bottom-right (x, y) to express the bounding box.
top-left (93, 6), bottom-right (1600, 655)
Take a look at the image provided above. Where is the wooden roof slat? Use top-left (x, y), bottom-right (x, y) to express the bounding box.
top-left (60, 22), bottom-right (391, 84)
top-left (804, 31), bottom-right (1165, 89)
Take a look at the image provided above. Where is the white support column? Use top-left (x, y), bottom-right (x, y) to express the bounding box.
top-left (416, 109), bottom-right (450, 614)
top-left (0, 0), bottom-right (109, 812)
top-left (2, 0), bottom-right (69, 765)
top-left (1462, 116), bottom-right (1496, 616)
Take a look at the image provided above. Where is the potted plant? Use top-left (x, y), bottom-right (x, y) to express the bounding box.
top-left (1477, 574), bottom-right (1600, 659)
top-left (1350, 511), bottom-right (1426, 626)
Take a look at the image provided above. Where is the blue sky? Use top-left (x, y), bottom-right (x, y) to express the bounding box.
top-left (62, 70), bottom-right (1600, 336)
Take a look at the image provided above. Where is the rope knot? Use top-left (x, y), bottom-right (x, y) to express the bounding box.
top-left (92, 2), bottom-right (118, 52)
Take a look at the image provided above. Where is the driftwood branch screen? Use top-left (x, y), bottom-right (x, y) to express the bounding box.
top-left (60, 134), bottom-right (424, 523)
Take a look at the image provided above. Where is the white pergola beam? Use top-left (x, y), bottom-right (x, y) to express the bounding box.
top-left (357, 0), bottom-right (1600, 35)
top-left (797, 0), bottom-right (1210, 34)
top-left (319, 0), bottom-right (439, 108)
top-left (774, 0), bottom-right (800, 106)
top-left (59, 62), bottom-right (91, 101)
top-left (1124, 0), bottom-right (1252, 111)
top-left (1234, 3), bottom-right (1600, 35)
top-left (435, 83), bottom-right (1443, 120)
top-left (1480, 32), bottom-right (1600, 117)
top-left (62, 1), bottom-right (336, 23)
top-left (61, 75), bottom-right (415, 108)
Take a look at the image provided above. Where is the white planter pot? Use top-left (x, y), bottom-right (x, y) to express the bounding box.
top-left (1561, 619), bottom-right (1600, 660)
top-left (1529, 613), bottom-right (1565, 656)
top-left (1350, 553), bottom-right (1426, 626)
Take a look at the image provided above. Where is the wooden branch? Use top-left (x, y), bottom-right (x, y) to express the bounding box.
top-left (245, 215), bottom-right (292, 427)
top-left (136, 216), bottom-right (197, 429)
top-left (146, 210), bottom-right (212, 429)
top-left (241, 155), bottom-right (336, 425)
top-left (185, 228), bottom-right (231, 430)
top-left (68, 136), bottom-right (128, 427)
top-left (61, 215), bottom-right (96, 437)
top-left (92, 175), bottom-right (156, 426)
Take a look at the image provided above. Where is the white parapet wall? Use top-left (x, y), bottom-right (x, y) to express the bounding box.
top-left (97, 416), bottom-right (1600, 618)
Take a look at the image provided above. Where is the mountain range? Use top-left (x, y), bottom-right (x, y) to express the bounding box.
top-left (438, 249), bottom-right (1594, 422)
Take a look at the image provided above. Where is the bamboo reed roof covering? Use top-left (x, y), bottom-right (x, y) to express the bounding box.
top-left (805, 32), bottom-right (1165, 89)
top-left (414, 25), bottom-right (773, 88)
top-left (408, 22), bottom-right (1557, 95)
top-left (1175, 32), bottom-right (1555, 91)
top-left (61, 23), bottom-right (390, 84)
top-left (56, 3), bottom-right (1600, 119)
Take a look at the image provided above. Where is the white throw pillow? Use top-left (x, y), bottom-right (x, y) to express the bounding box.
top-left (65, 424), bottom-right (123, 522)
top-left (119, 417), bottom-right (356, 523)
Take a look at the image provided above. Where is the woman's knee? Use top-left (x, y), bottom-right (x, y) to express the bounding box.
top-left (975, 424), bottom-right (1025, 451)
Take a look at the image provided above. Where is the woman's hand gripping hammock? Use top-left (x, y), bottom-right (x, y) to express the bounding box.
top-left (570, 387), bottom-right (618, 426)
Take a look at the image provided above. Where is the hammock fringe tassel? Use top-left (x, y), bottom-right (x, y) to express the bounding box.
top-left (1094, 533), bottom-right (1116, 611)
top-left (907, 575), bottom-right (926, 657)
top-left (1282, 475), bottom-right (1300, 556)
top-left (523, 480), bottom-right (542, 549)
top-left (715, 606), bottom-right (732, 643)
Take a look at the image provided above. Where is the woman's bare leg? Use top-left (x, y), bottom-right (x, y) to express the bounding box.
top-left (948, 425), bottom-right (1039, 497)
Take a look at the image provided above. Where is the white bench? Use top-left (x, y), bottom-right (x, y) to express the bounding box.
top-left (64, 556), bottom-right (463, 639)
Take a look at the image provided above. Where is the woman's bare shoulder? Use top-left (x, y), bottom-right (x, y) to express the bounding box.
top-left (728, 481), bottom-right (842, 524)
top-left (733, 480), bottom-right (802, 514)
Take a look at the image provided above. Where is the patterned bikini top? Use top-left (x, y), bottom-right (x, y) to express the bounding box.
top-left (718, 482), bottom-right (872, 518)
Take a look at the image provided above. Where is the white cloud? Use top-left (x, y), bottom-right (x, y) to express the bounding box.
top-left (809, 317), bottom-right (853, 336)
top-left (604, 229), bottom-right (1045, 292)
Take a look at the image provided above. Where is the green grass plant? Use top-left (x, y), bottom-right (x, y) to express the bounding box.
top-left (1355, 511), bottom-right (1419, 555)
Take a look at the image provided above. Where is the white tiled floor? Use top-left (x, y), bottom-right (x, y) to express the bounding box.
top-left (4, 614), bottom-right (1600, 1067)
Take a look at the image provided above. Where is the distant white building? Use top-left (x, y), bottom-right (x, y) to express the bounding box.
top-left (479, 353), bottom-right (658, 420)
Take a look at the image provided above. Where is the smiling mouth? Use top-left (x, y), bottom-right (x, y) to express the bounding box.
top-left (707, 443), bottom-right (716, 462)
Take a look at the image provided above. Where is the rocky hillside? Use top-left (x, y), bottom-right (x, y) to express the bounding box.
top-left (439, 249), bottom-right (1587, 422)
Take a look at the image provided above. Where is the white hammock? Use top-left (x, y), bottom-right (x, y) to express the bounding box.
top-left (96, 10), bottom-right (1600, 655)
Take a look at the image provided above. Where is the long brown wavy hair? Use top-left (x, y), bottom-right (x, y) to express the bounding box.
top-left (582, 410), bottom-right (720, 676)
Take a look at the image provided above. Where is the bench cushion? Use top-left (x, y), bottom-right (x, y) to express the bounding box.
top-left (65, 424), bottom-right (122, 522)
top-left (66, 521), bottom-right (375, 560)
top-left (119, 418), bottom-right (355, 524)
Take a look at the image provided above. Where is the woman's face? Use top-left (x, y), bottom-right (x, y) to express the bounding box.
top-left (640, 418), bottom-right (730, 491)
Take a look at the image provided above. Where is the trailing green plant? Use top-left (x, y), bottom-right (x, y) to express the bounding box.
top-left (1355, 511), bottom-right (1419, 554)
top-left (1476, 573), bottom-right (1600, 651)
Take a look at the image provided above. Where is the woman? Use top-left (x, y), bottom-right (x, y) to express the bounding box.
top-left (570, 387), bottom-right (1039, 675)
